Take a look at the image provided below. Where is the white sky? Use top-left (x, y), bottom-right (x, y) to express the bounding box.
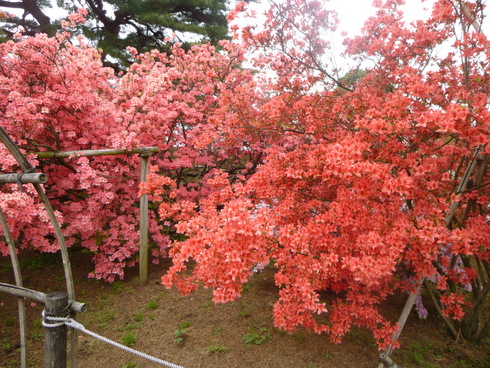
top-left (330, 0), bottom-right (429, 36)
top-left (325, 0), bottom-right (490, 36)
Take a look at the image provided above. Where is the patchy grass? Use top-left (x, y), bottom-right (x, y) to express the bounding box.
top-left (204, 342), bottom-right (227, 354)
top-left (121, 332), bottom-right (137, 347)
top-left (173, 321), bottom-right (191, 343)
top-left (243, 327), bottom-right (272, 346)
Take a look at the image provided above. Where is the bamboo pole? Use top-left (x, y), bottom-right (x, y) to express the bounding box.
top-left (0, 172), bottom-right (48, 184)
top-left (0, 283), bottom-right (87, 312)
top-left (445, 146), bottom-right (482, 226)
top-left (1, 132), bottom-right (160, 361)
top-left (462, 2), bottom-right (482, 33)
top-left (35, 147), bottom-right (159, 159)
top-left (0, 208), bottom-right (27, 368)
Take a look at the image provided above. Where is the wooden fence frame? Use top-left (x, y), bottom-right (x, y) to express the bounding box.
top-left (0, 125), bottom-right (158, 366)
top-left (35, 147), bottom-right (159, 286)
top-left (0, 283), bottom-right (86, 368)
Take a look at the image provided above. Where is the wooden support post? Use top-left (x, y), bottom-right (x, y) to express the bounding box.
top-left (139, 150), bottom-right (151, 285)
top-left (44, 292), bottom-right (68, 368)
top-left (376, 282), bottom-right (421, 368)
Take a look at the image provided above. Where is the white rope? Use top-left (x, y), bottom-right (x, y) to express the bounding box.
top-left (42, 310), bottom-right (67, 328)
top-left (43, 315), bottom-right (186, 368)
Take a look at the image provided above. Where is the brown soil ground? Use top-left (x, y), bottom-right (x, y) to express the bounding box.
top-left (0, 249), bottom-right (489, 368)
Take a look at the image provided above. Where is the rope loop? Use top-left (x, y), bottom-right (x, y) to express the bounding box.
top-left (41, 309), bottom-right (71, 328)
top-left (16, 172), bottom-right (25, 192)
top-left (42, 310), bottom-right (67, 328)
top-left (15, 167), bottom-right (36, 192)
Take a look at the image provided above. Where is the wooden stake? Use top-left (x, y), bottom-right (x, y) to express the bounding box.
top-left (44, 292), bottom-right (68, 368)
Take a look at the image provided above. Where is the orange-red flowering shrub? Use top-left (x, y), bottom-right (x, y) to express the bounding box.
top-left (148, 0), bottom-right (489, 347)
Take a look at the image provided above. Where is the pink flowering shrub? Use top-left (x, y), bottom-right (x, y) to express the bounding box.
top-left (0, 17), bottom-right (261, 281)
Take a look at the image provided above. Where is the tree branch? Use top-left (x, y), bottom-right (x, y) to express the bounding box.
top-left (84, 0), bottom-right (124, 35)
top-left (423, 280), bottom-right (459, 339)
top-left (21, 0), bottom-right (50, 28)
top-left (0, 1), bottom-right (24, 9)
